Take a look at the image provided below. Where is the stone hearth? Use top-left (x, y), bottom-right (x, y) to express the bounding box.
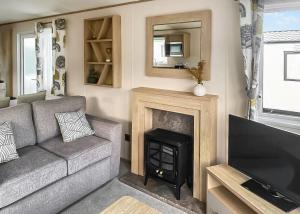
top-left (120, 172), bottom-right (205, 214)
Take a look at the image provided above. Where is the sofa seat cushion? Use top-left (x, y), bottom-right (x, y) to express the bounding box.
top-left (0, 146), bottom-right (67, 208)
top-left (39, 135), bottom-right (112, 175)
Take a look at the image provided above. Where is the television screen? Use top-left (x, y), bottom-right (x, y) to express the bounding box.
top-left (228, 115), bottom-right (300, 204)
top-left (170, 45), bottom-right (182, 54)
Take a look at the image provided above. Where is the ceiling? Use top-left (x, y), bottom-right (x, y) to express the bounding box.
top-left (0, 0), bottom-right (140, 25)
top-left (2, 0), bottom-right (299, 25)
top-left (265, 0), bottom-right (300, 4)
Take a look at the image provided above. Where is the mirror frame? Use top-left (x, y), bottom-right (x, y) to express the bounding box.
top-left (146, 10), bottom-right (212, 80)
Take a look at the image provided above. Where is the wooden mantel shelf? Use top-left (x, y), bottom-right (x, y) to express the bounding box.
top-left (132, 87), bottom-right (218, 102)
top-left (131, 87), bottom-right (218, 202)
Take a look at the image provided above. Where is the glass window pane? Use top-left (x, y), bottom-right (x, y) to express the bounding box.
top-left (153, 37), bottom-right (168, 66)
top-left (23, 37), bottom-right (37, 94)
top-left (285, 52), bottom-right (300, 81)
top-left (38, 28), bottom-right (53, 93)
top-left (21, 28), bottom-right (52, 96)
top-left (263, 10), bottom-right (300, 115)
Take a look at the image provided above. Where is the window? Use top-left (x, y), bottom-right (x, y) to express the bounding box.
top-left (260, 10), bottom-right (300, 119)
top-left (153, 37), bottom-right (168, 66)
top-left (284, 51), bottom-right (300, 81)
top-left (19, 28), bottom-right (52, 95)
top-left (37, 28), bottom-right (53, 93)
top-left (20, 34), bottom-right (36, 95)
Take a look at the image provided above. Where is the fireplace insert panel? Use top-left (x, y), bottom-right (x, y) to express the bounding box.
top-left (144, 128), bottom-right (193, 200)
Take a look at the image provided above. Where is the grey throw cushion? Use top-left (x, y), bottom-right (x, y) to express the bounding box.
top-left (0, 122), bottom-right (19, 163)
top-left (55, 110), bottom-right (95, 143)
top-left (17, 91), bottom-right (46, 104)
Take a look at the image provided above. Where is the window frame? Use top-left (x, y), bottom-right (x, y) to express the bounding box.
top-left (257, 6), bottom-right (300, 134)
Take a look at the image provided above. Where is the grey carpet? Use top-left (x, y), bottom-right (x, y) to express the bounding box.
top-left (60, 178), bottom-right (186, 214)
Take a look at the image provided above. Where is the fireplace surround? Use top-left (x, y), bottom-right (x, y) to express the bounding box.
top-left (131, 87), bottom-right (218, 201)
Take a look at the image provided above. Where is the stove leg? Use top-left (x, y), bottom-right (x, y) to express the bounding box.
top-left (186, 176), bottom-right (193, 189)
top-left (175, 186), bottom-right (181, 200)
top-left (144, 171), bottom-right (149, 186)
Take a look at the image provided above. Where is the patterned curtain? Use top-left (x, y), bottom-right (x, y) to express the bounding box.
top-left (0, 29), bottom-right (12, 97)
top-left (35, 19), bottom-right (66, 96)
top-left (35, 22), bottom-right (46, 92)
top-left (52, 18), bottom-right (66, 96)
top-left (239, 0), bottom-right (264, 120)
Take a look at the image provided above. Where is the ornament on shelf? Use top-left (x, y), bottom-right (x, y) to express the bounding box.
top-left (87, 69), bottom-right (99, 84)
top-left (105, 48), bottom-right (112, 62)
top-left (187, 61), bottom-right (206, 96)
top-left (88, 26), bottom-right (97, 39)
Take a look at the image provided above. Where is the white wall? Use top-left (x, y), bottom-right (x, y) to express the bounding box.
top-left (1, 0), bottom-right (247, 162)
top-left (264, 43), bottom-right (300, 113)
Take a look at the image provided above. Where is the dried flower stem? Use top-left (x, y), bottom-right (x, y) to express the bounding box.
top-left (187, 61), bottom-right (205, 84)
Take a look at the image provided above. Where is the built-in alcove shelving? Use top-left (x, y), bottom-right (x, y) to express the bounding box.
top-left (84, 15), bottom-right (121, 87)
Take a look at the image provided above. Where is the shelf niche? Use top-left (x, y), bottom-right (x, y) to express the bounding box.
top-left (84, 15), bottom-right (121, 88)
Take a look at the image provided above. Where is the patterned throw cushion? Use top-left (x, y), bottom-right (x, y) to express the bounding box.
top-left (0, 122), bottom-right (19, 163)
top-left (55, 110), bottom-right (95, 143)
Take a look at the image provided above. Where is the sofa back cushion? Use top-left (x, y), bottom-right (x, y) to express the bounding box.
top-left (0, 104), bottom-right (36, 149)
top-left (0, 97), bottom-right (10, 109)
top-left (17, 91), bottom-right (46, 104)
top-left (32, 96), bottom-right (86, 143)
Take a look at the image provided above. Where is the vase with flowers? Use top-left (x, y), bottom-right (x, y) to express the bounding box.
top-left (188, 61), bottom-right (206, 96)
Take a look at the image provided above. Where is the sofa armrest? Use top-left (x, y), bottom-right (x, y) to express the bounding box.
top-left (86, 114), bottom-right (122, 179)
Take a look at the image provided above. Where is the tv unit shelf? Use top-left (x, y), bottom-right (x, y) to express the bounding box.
top-left (207, 164), bottom-right (300, 214)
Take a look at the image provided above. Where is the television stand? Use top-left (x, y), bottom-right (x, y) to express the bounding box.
top-left (242, 179), bottom-right (298, 212)
top-left (207, 165), bottom-right (300, 214)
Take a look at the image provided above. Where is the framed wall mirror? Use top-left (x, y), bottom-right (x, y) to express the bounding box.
top-left (146, 10), bottom-right (211, 80)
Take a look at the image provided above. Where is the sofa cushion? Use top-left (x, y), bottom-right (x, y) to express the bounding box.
top-left (55, 110), bottom-right (95, 143)
top-left (0, 104), bottom-right (36, 149)
top-left (0, 146), bottom-right (67, 208)
top-left (0, 122), bottom-right (19, 163)
top-left (39, 135), bottom-right (111, 175)
top-left (32, 96), bottom-right (86, 143)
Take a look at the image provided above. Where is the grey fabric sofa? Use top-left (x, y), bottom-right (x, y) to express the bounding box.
top-left (0, 96), bottom-right (122, 214)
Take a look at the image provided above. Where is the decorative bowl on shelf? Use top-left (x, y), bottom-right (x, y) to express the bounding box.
top-left (87, 69), bottom-right (99, 84)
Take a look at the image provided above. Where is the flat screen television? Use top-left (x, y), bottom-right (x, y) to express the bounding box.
top-left (228, 115), bottom-right (300, 211)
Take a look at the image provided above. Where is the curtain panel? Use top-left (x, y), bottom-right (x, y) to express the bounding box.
top-left (239, 0), bottom-right (264, 120)
top-left (34, 22), bottom-right (45, 92)
top-left (0, 29), bottom-right (12, 97)
top-left (35, 18), bottom-right (66, 96)
top-left (52, 19), bottom-right (66, 96)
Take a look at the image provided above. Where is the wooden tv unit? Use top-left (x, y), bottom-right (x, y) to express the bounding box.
top-left (207, 165), bottom-right (300, 214)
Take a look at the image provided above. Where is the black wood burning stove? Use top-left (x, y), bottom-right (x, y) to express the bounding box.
top-left (144, 128), bottom-right (193, 200)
